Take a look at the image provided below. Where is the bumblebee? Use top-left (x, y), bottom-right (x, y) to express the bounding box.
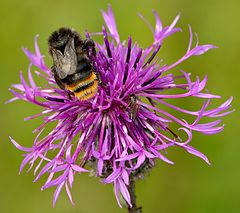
top-left (48, 27), bottom-right (98, 101)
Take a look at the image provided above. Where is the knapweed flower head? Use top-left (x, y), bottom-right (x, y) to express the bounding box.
top-left (9, 5), bottom-right (233, 208)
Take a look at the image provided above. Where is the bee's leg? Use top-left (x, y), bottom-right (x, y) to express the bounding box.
top-left (67, 92), bottom-right (73, 100)
top-left (95, 71), bottom-right (101, 84)
top-left (54, 74), bottom-right (66, 90)
top-left (52, 66), bottom-right (74, 100)
top-left (95, 70), bottom-right (108, 89)
top-left (51, 66), bottom-right (65, 90)
top-left (83, 38), bottom-right (96, 56)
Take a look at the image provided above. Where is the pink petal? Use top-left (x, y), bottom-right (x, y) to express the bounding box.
top-left (192, 45), bottom-right (218, 56)
top-left (53, 181), bottom-right (65, 207)
top-left (121, 169), bottom-right (129, 185)
top-left (68, 168), bottom-right (74, 188)
top-left (116, 152), bottom-right (139, 162)
top-left (118, 178), bottom-right (132, 207)
top-left (65, 182), bottom-right (75, 205)
top-left (71, 164), bottom-right (88, 173)
top-left (103, 168), bottom-right (121, 183)
top-left (114, 180), bottom-right (122, 208)
top-left (97, 159), bottom-right (104, 176)
top-left (101, 4), bottom-right (120, 43)
top-left (9, 136), bottom-right (33, 152)
top-left (135, 152), bottom-right (146, 169)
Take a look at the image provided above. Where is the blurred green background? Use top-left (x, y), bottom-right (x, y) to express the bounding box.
top-left (0, 0), bottom-right (239, 212)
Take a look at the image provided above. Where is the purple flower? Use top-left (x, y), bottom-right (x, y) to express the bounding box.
top-left (9, 5), bottom-right (233, 208)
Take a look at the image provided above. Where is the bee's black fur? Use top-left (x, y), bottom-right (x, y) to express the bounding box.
top-left (48, 27), bottom-right (98, 100)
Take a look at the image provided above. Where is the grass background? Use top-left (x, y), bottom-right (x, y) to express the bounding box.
top-left (0, 0), bottom-right (239, 212)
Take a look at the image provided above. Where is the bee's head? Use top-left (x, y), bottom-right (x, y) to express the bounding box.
top-left (48, 28), bottom-right (79, 54)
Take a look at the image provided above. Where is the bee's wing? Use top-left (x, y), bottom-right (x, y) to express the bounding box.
top-left (51, 38), bottom-right (77, 79)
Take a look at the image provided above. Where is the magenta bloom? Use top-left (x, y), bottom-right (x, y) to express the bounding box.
top-left (9, 6), bottom-right (233, 208)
